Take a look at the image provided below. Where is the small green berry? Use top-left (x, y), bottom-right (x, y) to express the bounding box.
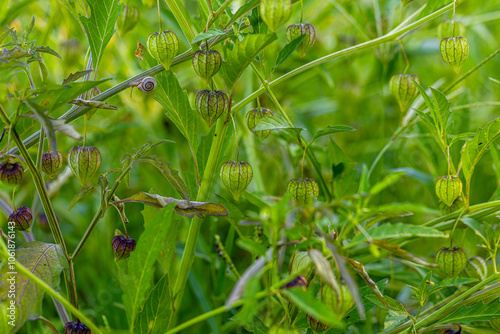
top-left (436, 247), bottom-right (467, 278)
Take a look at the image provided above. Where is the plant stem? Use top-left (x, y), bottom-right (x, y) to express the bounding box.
top-left (0, 238), bottom-right (103, 334)
top-left (163, 0), bottom-right (199, 50)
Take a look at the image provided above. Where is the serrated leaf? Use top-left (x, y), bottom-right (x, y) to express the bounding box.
top-left (80, 0), bottom-right (122, 72)
top-left (282, 288), bottom-right (344, 328)
top-left (0, 241), bottom-right (68, 331)
top-left (139, 158), bottom-right (190, 201)
top-left (192, 28), bottom-right (226, 44)
top-left (33, 45), bottom-right (62, 59)
top-left (0, 27), bottom-right (14, 44)
top-left (350, 222), bottom-right (447, 244)
top-left (254, 115), bottom-right (304, 135)
top-left (222, 33), bottom-right (277, 90)
top-left (154, 70), bottom-right (198, 166)
top-left (461, 117), bottom-right (500, 183)
top-left (273, 34), bottom-right (306, 70)
top-left (134, 272), bottom-right (172, 334)
top-left (118, 205), bottom-right (174, 328)
top-left (312, 125), bottom-right (356, 143)
top-left (62, 70), bottom-right (93, 84)
top-left (440, 299), bottom-right (500, 324)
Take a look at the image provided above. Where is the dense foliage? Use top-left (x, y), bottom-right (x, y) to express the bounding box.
top-left (1, 0), bottom-right (500, 333)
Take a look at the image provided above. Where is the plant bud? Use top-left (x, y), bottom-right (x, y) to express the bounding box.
top-left (64, 320), bottom-right (91, 334)
top-left (435, 175), bottom-right (462, 207)
top-left (9, 206), bottom-right (33, 232)
top-left (0, 161), bottom-right (23, 185)
top-left (437, 20), bottom-right (466, 41)
top-left (260, 0), bottom-right (292, 32)
top-left (41, 151), bottom-right (63, 178)
top-left (490, 318), bottom-right (500, 332)
top-left (37, 212), bottom-right (61, 234)
top-left (246, 108), bottom-right (274, 141)
top-left (286, 23), bottom-right (316, 58)
top-left (287, 178), bottom-right (319, 206)
top-left (322, 285), bottom-right (354, 317)
top-left (220, 161), bottom-right (253, 201)
top-left (195, 89), bottom-right (229, 127)
top-left (68, 146), bottom-right (101, 186)
top-left (282, 275), bottom-right (308, 290)
top-left (436, 247), bottom-right (467, 278)
top-left (117, 5), bottom-right (140, 35)
top-left (147, 30), bottom-right (179, 70)
top-left (464, 256), bottom-right (487, 281)
top-left (440, 36), bottom-right (469, 73)
top-left (306, 313), bottom-right (330, 332)
top-left (192, 50), bottom-right (222, 82)
top-left (290, 251), bottom-right (312, 274)
top-left (112, 235), bottom-right (136, 261)
top-left (389, 74), bottom-right (420, 112)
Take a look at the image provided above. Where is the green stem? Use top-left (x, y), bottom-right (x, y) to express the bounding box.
top-left (206, 0), bottom-right (234, 29)
top-left (163, 0), bottom-right (199, 50)
top-left (0, 239), bottom-right (103, 334)
top-left (168, 117), bottom-right (229, 329)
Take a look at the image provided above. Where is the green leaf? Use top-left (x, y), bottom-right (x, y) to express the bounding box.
top-left (440, 299), bottom-right (500, 324)
top-left (462, 218), bottom-right (493, 249)
top-left (32, 45), bottom-right (62, 59)
top-left (226, 0), bottom-right (260, 27)
top-left (350, 223), bottom-right (447, 245)
top-left (236, 239), bottom-right (267, 257)
top-left (308, 249), bottom-right (340, 294)
top-left (154, 70), bottom-right (198, 163)
top-left (68, 186), bottom-right (96, 210)
top-left (134, 273), bottom-right (172, 334)
top-left (418, 0), bottom-right (449, 19)
top-left (192, 28), bottom-right (226, 44)
top-left (62, 70), bottom-right (93, 84)
top-left (118, 205), bottom-right (175, 328)
top-left (367, 171), bottom-right (405, 197)
top-left (282, 288), bottom-right (344, 328)
top-left (23, 100), bottom-right (57, 152)
top-left (222, 33), bottom-right (277, 90)
top-left (80, 0), bottom-right (122, 72)
top-left (311, 125), bottom-right (356, 143)
top-left (0, 241), bottom-right (67, 331)
top-left (401, 0), bottom-right (414, 5)
top-left (461, 117), bottom-right (500, 183)
top-left (273, 34), bottom-right (306, 70)
top-left (140, 157), bottom-right (190, 201)
top-left (254, 115), bottom-right (304, 134)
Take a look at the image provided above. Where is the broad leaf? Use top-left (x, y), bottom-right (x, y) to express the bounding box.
top-left (118, 205), bottom-right (174, 328)
top-left (308, 249), bottom-right (340, 295)
top-left (140, 157), bottom-right (190, 201)
top-left (254, 115), bottom-right (304, 135)
top-left (461, 117), bottom-right (500, 182)
top-left (346, 258), bottom-right (388, 308)
top-left (32, 46), bottom-right (62, 59)
top-left (192, 28), bottom-right (226, 44)
top-left (311, 125), bottom-right (356, 143)
top-left (0, 242), bottom-right (67, 331)
top-left (350, 223), bottom-right (447, 244)
top-left (222, 33), bottom-right (277, 90)
top-left (273, 34), bottom-right (306, 70)
top-left (134, 273), bottom-right (172, 334)
top-left (80, 0), bottom-right (122, 72)
top-left (68, 186), bottom-right (96, 210)
top-left (282, 288), bottom-right (344, 328)
top-left (226, 0), bottom-right (260, 27)
top-left (418, 0), bottom-right (450, 19)
top-left (402, 0), bottom-right (414, 5)
top-left (440, 299), bottom-right (500, 324)
top-left (62, 70), bottom-right (93, 84)
top-left (23, 101), bottom-right (57, 152)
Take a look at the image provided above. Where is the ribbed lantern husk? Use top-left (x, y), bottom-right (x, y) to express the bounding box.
top-left (389, 74), bottom-right (420, 111)
top-left (195, 90), bottom-right (229, 127)
top-left (117, 5), bottom-right (140, 35)
top-left (435, 175), bottom-right (462, 207)
top-left (64, 320), bottom-right (91, 334)
top-left (260, 0), bottom-right (292, 32)
top-left (436, 247), bottom-right (467, 277)
top-left (192, 50), bottom-right (222, 82)
top-left (220, 161), bottom-right (253, 201)
top-left (246, 107), bottom-right (274, 141)
top-left (286, 23), bottom-right (317, 58)
top-left (437, 21), bottom-right (466, 41)
top-left (41, 151), bottom-right (63, 178)
top-left (0, 161), bottom-right (23, 185)
top-left (9, 206), bottom-right (33, 232)
top-left (68, 146), bottom-right (102, 186)
top-left (147, 30), bottom-right (179, 70)
top-left (440, 36), bottom-right (469, 73)
top-left (306, 313), bottom-right (330, 332)
top-left (287, 178), bottom-right (319, 205)
top-left (112, 235), bottom-right (136, 261)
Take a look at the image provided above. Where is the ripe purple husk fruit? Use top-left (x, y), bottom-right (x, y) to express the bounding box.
top-left (64, 320), bottom-right (91, 334)
top-left (112, 235), bottom-right (136, 261)
top-left (0, 160), bottom-right (23, 185)
top-left (9, 206), bottom-right (33, 232)
top-left (41, 151), bottom-right (63, 178)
